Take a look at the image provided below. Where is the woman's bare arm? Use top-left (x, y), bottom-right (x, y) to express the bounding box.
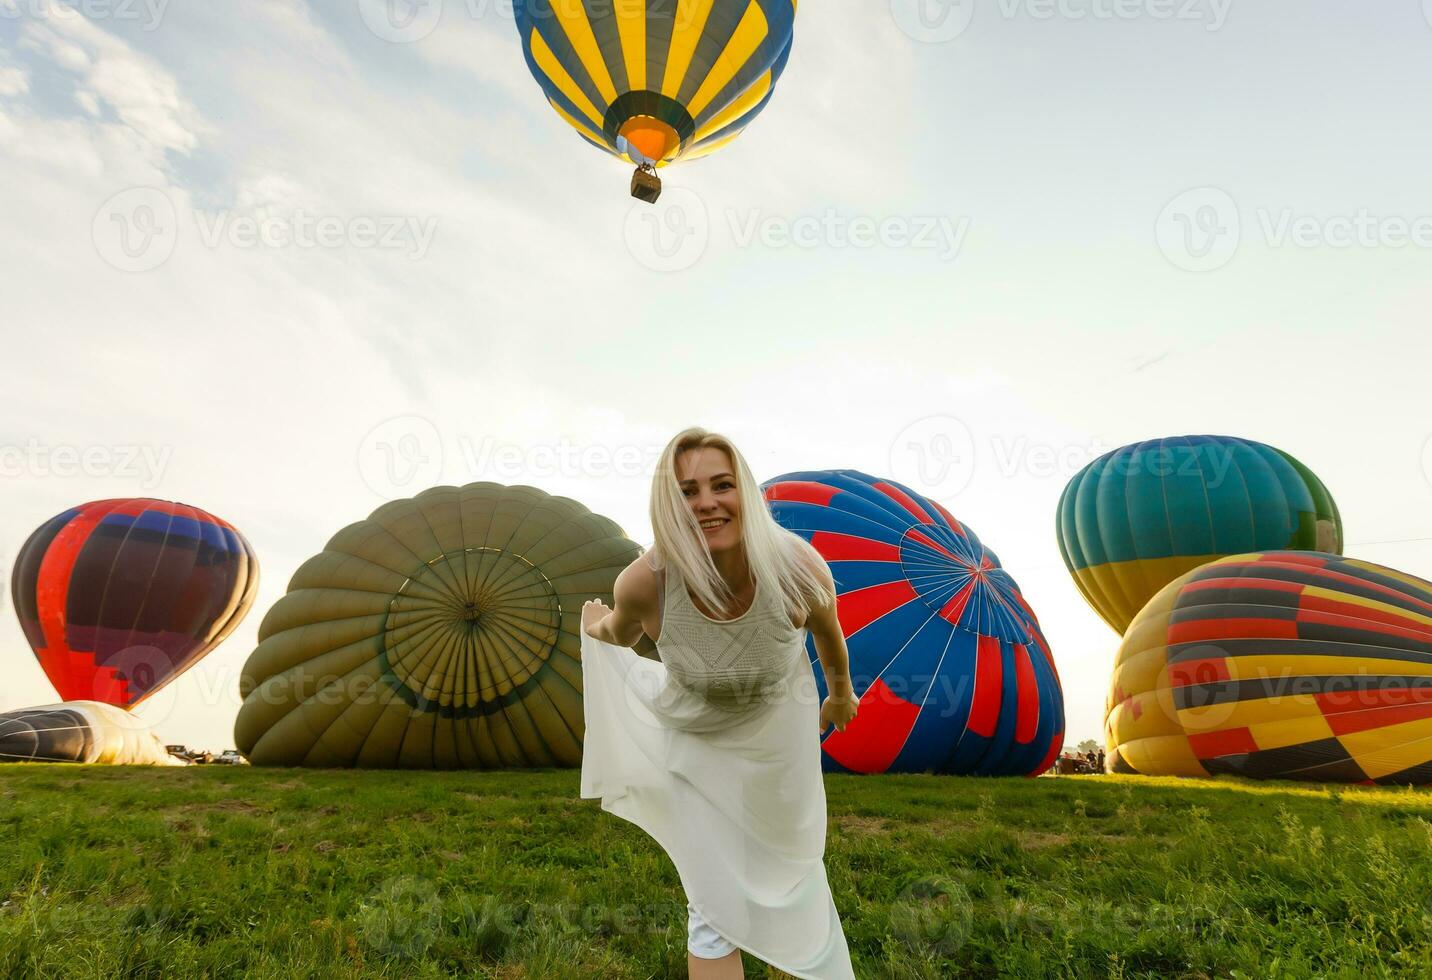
top-left (806, 592), bottom-right (856, 705)
top-left (583, 556), bottom-right (657, 648)
top-left (794, 539), bottom-right (857, 731)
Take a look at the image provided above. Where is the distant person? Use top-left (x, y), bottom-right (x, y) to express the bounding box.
top-left (581, 428), bottom-right (858, 979)
top-left (1097, 749), bottom-right (1106, 773)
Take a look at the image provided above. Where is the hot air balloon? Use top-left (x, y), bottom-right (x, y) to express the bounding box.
top-left (10, 499), bottom-right (259, 708)
top-left (0, 701), bottom-right (184, 766)
top-left (763, 470), bottom-right (1064, 776)
top-left (234, 483), bottom-right (645, 768)
top-left (1107, 552), bottom-right (1432, 785)
top-left (513, 0), bottom-right (796, 201)
top-left (1057, 436), bottom-right (1342, 635)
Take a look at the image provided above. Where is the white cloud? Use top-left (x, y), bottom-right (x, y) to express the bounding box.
top-left (12, 7), bottom-right (204, 171)
top-left (0, 64), bottom-right (29, 97)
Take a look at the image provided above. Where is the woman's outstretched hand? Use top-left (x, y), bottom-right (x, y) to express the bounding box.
top-left (582, 599), bottom-right (611, 639)
top-left (819, 694), bottom-right (858, 735)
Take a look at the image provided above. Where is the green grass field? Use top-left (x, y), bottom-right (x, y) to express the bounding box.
top-left (1, 768), bottom-right (1429, 979)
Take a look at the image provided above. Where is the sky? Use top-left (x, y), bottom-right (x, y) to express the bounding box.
top-left (1, 0), bottom-right (1430, 755)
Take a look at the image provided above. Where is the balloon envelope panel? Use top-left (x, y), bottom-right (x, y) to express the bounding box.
top-left (10, 499), bottom-right (259, 707)
top-left (1056, 435), bottom-right (1342, 634)
top-left (234, 483), bottom-right (644, 769)
top-left (763, 470), bottom-right (1064, 776)
top-left (514, 0), bottom-right (796, 167)
top-left (1106, 552), bottom-right (1432, 785)
top-left (0, 701), bottom-right (183, 765)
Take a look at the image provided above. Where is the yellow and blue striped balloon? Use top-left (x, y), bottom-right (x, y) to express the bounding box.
top-left (514, 0), bottom-right (796, 170)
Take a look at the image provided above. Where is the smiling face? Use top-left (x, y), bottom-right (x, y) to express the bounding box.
top-left (676, 447), bottom-right (742, 554)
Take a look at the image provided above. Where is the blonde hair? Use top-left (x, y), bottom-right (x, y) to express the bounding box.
top-left (648, 427), bottom-right (835, 621)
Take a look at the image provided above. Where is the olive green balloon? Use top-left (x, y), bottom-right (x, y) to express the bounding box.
top-left (234, 483), bottom-right (646, 768)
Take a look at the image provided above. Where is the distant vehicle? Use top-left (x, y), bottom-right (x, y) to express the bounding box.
top-left (215, 750), bottom-right (248, 766)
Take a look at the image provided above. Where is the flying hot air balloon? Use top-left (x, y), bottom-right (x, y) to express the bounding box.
top-left (514, 0), bottom-right (797, 201)
top-left (1057, 435), bottom-right (1342, 635)
top-left (234, 483), bottom-right (646, 768)
top-left (10, 499), bottom-right (259, 708)
top-left (763, 470), bottom-right (1064, 776)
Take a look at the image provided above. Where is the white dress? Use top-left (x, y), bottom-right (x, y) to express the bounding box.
top-left (579, 560), bottom-right (856, 980)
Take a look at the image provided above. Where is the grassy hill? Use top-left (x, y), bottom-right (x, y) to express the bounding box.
top-left (1, 768), bottom-right (1429, 978)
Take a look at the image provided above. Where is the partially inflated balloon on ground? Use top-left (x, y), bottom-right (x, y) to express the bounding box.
top-left (0, 701), bottom-right (184, 765)
top-left (234, 484), bottom-right (644, 768)
top-left (763, 470), bottom-right (1064, 776)
top-left (11, 499), bottom-right (259, 707)
top-left (1107, 552), bottom-right (1432, 784)
top-left (1057, 436), bottom-right (1342, 634)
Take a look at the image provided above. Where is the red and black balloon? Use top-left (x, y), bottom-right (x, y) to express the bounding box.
top-left (11, 499), bottom-right (258, 708)
top-left (763, 471), bottom-right (1064, 776)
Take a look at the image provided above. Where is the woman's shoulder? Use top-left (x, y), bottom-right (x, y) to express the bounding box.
top-left (613, 551), bottom-right (661, 612)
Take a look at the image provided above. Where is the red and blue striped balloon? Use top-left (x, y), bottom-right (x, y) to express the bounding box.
top-left (11, 499), bottom-right (259, 708)
top-left (763, 471), bottom-right (1064, 776)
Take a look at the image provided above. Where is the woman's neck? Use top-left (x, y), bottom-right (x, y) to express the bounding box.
top-left (710, 547), bottom-right (751, 592)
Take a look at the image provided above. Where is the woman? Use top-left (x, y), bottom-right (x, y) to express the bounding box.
top-left (581, 428), bottom-right (859, 980)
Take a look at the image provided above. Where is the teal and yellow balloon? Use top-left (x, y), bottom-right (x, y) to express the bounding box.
top-left (514, 0), bottom-right (796, 199)
top-left (1056, 436), bottom-right (1342, 634)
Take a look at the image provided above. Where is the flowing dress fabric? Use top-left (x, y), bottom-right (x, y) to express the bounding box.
top-left (579, 567), bottom-right (855, 980)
